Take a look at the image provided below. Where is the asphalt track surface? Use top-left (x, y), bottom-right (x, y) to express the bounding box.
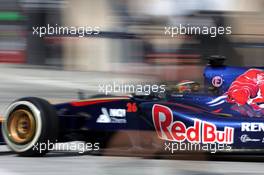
top-left (0, 65), bottom-right (264, 175)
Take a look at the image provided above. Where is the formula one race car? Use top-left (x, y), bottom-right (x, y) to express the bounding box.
top-left (1, 56), bottom-right (264, 156)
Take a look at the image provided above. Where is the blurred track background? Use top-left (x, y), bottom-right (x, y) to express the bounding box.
top-left (0, 0), bottom-right (264, 174)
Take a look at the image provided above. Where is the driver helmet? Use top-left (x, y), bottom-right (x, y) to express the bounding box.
top-left (175, 80), bottom-right (200, 93)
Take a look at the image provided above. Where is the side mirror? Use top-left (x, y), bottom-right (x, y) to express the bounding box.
top-left (78, 90), bottom-right (86, 100)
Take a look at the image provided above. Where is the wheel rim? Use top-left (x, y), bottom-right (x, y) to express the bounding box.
top-left (7, 109), bottom-right (36, 144)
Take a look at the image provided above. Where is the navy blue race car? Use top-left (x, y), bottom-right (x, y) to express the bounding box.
top-left (1, 56), bottom-right (264, 156)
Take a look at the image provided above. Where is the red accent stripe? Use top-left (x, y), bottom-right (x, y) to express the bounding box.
top-left (70, 99), bottom-right (121, 107)
top-left (212, 108), bottom-right (223, 113)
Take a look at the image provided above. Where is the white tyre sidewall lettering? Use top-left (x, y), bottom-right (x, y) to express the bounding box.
top-left (2, 101), bottom-right (42, 153)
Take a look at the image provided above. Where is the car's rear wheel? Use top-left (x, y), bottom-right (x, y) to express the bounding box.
top-left (1, 97), bottom-right (58, 156)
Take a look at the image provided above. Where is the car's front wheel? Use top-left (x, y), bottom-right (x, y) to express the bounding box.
top-left (1, 97), bottom-right (58, 156)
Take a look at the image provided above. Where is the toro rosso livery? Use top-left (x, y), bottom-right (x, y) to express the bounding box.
top-left (1, 57), bottom-right (264, 156)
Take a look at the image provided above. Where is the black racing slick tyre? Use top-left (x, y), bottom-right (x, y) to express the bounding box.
top-left (1, 97), bottom-right (58, 156)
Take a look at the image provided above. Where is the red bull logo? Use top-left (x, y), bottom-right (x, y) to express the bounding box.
top-left (152, 104), bottom-right (234, 144)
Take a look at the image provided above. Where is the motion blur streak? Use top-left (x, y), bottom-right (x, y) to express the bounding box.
top-left (0, 0), bottom-right (264, 174)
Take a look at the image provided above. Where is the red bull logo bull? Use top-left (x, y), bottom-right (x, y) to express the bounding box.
top-left (227, 68), bottom-right (264, 110)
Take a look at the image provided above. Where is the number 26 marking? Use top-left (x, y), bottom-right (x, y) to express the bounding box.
top-left (127, 103), bottom-right (137, 112)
